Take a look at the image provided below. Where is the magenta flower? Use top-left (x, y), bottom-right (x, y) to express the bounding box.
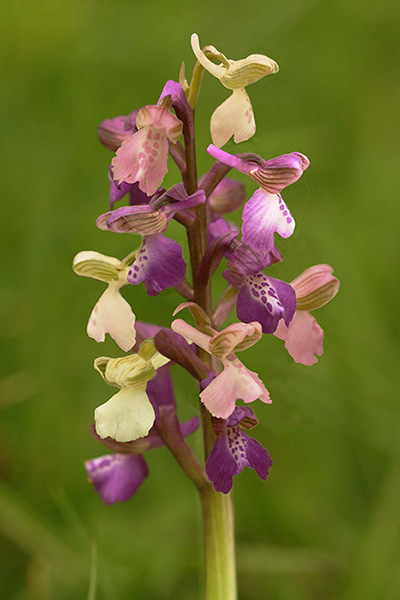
top-left (206, 407), bottom-right (273, 494)
top-left (213, 232), bottom-right (296, 335)
top-left (207, 145), bottom-right (309, 253)
top-left (85, 454), bottom-right (149, 505)
top-left (111, 105), bottom-right (183, 196)
top-left (274, 264), bottom-right (340, 365)
top-left (126, 234), bottom-right (187, 296)
top-left (98, 184), bottom-right (206, 235)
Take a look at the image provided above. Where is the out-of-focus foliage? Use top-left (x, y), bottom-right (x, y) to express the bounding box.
top-left (1, 0), bottom-right (399, 598)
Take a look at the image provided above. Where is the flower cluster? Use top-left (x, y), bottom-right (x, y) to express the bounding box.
top-left (75, 34), bottom-right (339, 503)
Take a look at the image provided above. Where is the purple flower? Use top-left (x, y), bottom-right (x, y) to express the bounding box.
top-left (85, 454), bottom-right (149, 505)
top-left (206, 407), bottom-right (273, 494)
top-left (236, 273), bottom-right (296, 335)
top-left (207, 145), bottom-right (309, 253)
top-left (214, 232), bottom-right (296, 336)
top-left (98, 184), bottom-right (206, 235)
top-left (126, 234), bottom-right (187, 296)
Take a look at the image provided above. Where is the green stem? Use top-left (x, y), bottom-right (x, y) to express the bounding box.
top-left (200, 487), bottom-right (237, 600)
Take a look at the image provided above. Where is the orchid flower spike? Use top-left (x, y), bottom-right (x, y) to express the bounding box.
top-left (274, 264), bottom-right (340, 365)
top-left (171, 304), bottom-right (270, 419)
top-left (191, 33), bottom-right (279, 147)
top-left (111, 104), bottom-right (183, 196)
top-left (94, 340), bottom-right (169, 443)
top-left (208, 145), bottom-right (309, 254)
top-left (72, 251), bottom-right (137, 351)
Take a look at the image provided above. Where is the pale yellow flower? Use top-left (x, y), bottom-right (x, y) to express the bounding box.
top-left (191, 34), bottom-right (279, 147)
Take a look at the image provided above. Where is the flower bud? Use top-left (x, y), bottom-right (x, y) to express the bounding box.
top-left (207, 178), bottom-right (246, 214)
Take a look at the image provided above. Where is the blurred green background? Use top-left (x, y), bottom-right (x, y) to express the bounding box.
top-left (1, 0), bottom-right (400, 598)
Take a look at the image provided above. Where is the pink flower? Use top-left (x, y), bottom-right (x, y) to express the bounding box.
top-left (171, 306), bottom-right (270, 419)
top-left (274, 264), bottom-right (340, 365)
top-left (111, 105), bottom-right (183, 196)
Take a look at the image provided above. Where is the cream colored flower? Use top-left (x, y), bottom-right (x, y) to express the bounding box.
top-left (191, 33), bottom-right (279, 147)
top-left (73, 251), bottom-right (136, 352)
top-left (94, 344), bottom-right (169, 442)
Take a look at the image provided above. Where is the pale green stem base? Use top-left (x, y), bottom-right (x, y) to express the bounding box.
top-left (200, 487), bottom-right (237, 600)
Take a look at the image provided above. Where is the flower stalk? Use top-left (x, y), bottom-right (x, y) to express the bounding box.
top-left (183, 95), bottom-right (238, 597)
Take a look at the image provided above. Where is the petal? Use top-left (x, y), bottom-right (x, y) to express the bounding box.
top-left (207, 146), bottom-right (309, 193)
top-left (208, 322), bottom-right (262, 358)
top-left (127, 234), bottom-right (186, 296)
top-left (72, 251), bottom-right (120, 282)
top-left (95, 388), bottom-right (156, 442)
top-left (111, 128), bottom-right (169, 196)
top-left (211, 88), bottom-right (256, 148)
top-left (98, 112), bottom-right (138, 152)
top-left (226, 242), bottom-right (282, 288)
top-left (136, 105), bottom-right (183, 143)
top-left (226, 406), bottom-right (259, 428)
top-left (241, 432), bottom-right (273, 480)
top-left (207, 177), bottom-right (246, 214)
top-left (242, 189), bottom-right (295, 253)
top-left (109, 166), bottom-right (150, 209)
top-left (200, 357), bottom-right (270, 419)
top-left (249, 152), bottom-right (309, 193)
top-left (208, 218), bottom-right (239, 242)
top-left (190, 33), bottom-right (226, 80)
top-left (158, 80), bottom-right (192, 124)
top-left (236, 274), bottom-right (296, 334)
top-left (133, 321), bottom-right (165, 349)
top-left (291, 264), bottom-right (340, 311)
top-left (85, 454), bottom-right (148, 504)
top-left (87, 283), bottom-right (136, 351)
top-left (146, 364), bottom-right (175, 410)
top-left (205, 432), bottom-right (240, 494)
top-left (105, 205), bottom-right (168, 235)
top-left (274, 310), bottom-right (324, 366)
top-left (98, 353), bottom-right (155, 389)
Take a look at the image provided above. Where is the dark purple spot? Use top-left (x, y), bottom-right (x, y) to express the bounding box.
top-left (283, 210), bottom-right (288, 216)
top-left (261, 296), bottom-right (267, 304)
top-left (286, 217), bottom-right (292, 223)
top-left (134, 265), bottom-right (139, 272)
top-left (279, 204), bottom-right (284, 211)
top-left (251, 289), bottom-right (260, 298)
top-left (267, 302), bottom-right (273, 312)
